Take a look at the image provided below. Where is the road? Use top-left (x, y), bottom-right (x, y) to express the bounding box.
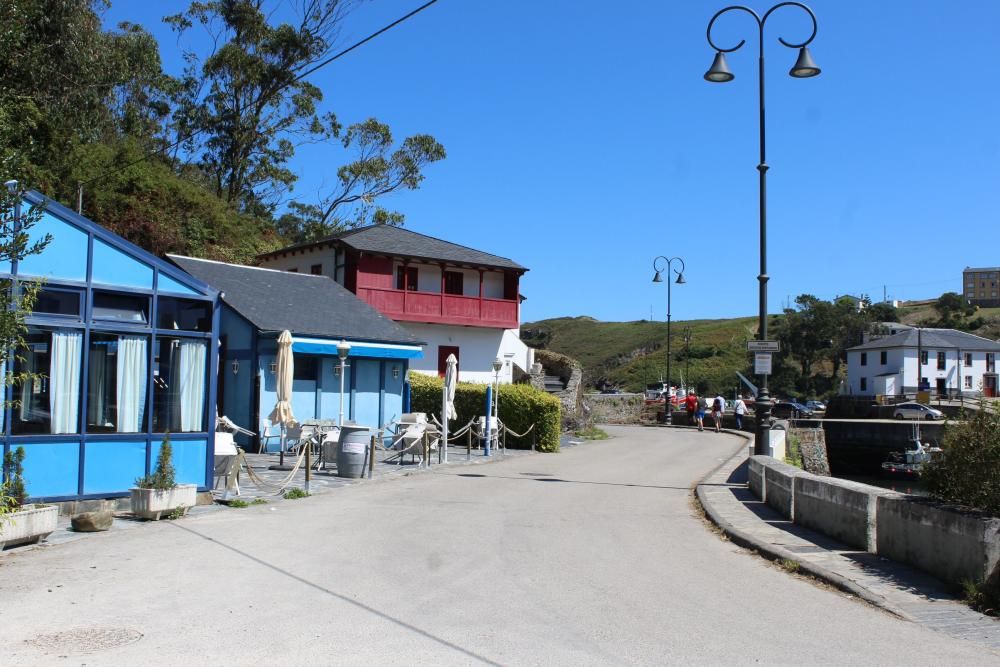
top-left (1, 426), bottom-right (995, 665)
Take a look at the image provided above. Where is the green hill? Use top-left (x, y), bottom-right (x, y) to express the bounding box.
top-left (522, 315), bottom-right (759, 395)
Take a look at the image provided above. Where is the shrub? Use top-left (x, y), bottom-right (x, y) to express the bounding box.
top-left (284, 487), bottom-right (309, 499)
top-left (2, 446), bottom-right (27, 509)
top-left (135, 434), bottom-right (177, 490)
top-left (408, 373), bottom-right (561, 452)
top-left (922, 407), bottom-right (1000, 516)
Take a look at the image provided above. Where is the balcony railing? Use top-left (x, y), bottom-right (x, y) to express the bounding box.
top-left (356, 287), bottom-right (518, 329)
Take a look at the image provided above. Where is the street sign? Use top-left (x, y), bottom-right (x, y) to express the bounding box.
top-left (754, 353), bottom-right (772, 375)
top-left (747, 340), bottom-right (780, 352)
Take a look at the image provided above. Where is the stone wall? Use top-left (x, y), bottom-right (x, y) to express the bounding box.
top-left (584, 394), bottom-right (646, 424)
top-left (530, 349), bottom-right (584, 428)
top-left (788, 427), bottom-right (831, 476)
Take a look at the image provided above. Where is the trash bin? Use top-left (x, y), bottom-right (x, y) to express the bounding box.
top-left (337, 425), bottom-right (370, 478)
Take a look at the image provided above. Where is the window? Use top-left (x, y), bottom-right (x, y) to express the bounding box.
top-left (966, 353), bottom-right (973, 366)
top-left (157, 297), bottom-right (211, 332)
top-left (13, 329), bottom-right (82, 434)
top-left (937, 351), bottom-right (946, 371)
top-left (444, 271), bottom-right (464, 296)
top-left (920, 350), bottom-right (928, 365)
top-left (880, 351), bottom-right (887, 365)
top-left (293, 355), bottom-right (318, 381)
top-left (395, 266), bottom-right (418, 291)
top-left (31, 288), bottom-right (81, 317)
top-left (87, 333), bottom-right (148, 433)
top-left (153, 337), bottom-right (207, 432)
top-left (860, 352), bottom-right (867, 366)
top-left (965, 376), bottom-right (973, 389)
top-left (860, 377), bottom-right (867, 392)
top-left (989, 353), bottom-right (996, 373)
top-left (310, 264), bottom-right (322, 275)
top-left (93, 292), bottom-right (148, 324)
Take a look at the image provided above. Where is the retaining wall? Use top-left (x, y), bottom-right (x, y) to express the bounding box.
top-left (750, 455), bottom-right (1000, 587)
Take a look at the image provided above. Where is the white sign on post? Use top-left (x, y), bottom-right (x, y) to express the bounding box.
top-left (754, 353), bottom-right (772, 375)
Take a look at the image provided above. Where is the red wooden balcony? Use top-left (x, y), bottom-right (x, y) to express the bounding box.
top-left (356, 287), bottom-right (519, 329)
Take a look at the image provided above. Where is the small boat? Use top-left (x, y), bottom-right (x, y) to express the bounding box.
top-left (881, 423), bottom-right (942, 478)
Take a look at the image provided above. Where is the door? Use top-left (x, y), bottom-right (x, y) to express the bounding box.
top-left (438, 345), bottom-right (460, 378)
top-left (935, 378), bottom-right (947, 397)
top-left (985, 374), bottom-right (998, 398)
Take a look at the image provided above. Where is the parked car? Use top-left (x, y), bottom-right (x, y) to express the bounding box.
top-left (771, 401), bottom-right (814, 419)
top-left (893, 403), bottom-right (944, 420)
top-left (805, 400), bottom-right (827, 413)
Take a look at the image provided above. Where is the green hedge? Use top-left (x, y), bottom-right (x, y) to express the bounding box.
top-left (408, 373), bottom-right (561, 452)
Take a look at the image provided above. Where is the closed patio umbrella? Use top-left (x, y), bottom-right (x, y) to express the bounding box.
top-left (442, 353), bottom-right (458, 463)
top-left (268, 330), bottom-right (297, 468)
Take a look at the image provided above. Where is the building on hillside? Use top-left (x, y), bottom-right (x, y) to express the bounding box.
top-left (846, 328), bottom-right (1000, 398)
top-left (256, 225), bottom-right (533, 384)
top-left (861, 322), bottom-right (913, 344)
top-left (4, 190), bottom-right (220, 503)
top-left (963, 266), bottom-right (1000, 307)
top-left (171, 256), bottom-right (423, 452)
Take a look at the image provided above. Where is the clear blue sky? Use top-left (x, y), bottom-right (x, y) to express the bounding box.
top-left (103, 1), bottom-right (1000, 324)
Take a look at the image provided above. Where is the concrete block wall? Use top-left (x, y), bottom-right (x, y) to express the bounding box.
top-left (747, 455), bottom-right (1000, 588)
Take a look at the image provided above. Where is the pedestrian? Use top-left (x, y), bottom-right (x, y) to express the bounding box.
top-left (712, 394), bottom-right (725, 433)
top-left (733, 395), bottom-right (748, 430)
top-left (684, 390), bottom-right (698, 426)
top-left (696, 394), bottom-right (708, 432)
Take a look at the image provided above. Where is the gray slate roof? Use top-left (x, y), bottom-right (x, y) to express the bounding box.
top-left (169, 255), bottom-right (422, 345)
top-left (849, 328), bottom-right (1000, 352)
top-left (259, 225), bottom-right (527, 272)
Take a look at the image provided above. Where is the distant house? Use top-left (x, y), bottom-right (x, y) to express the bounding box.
top-left (256, 225), bottom-right (533, 384)
top-left (846, 328), bottom-right (1000, 398)
top-left (171, 256), bottom-right (423, 451)
top-left (963, 266), bottom-right (1000, 307)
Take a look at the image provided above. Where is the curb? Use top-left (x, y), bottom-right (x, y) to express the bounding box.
top-left (693, 435), bottom-right (915, 622)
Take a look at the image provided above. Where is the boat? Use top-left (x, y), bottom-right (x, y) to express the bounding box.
top-left (881, 423), bottom-right (942, 478)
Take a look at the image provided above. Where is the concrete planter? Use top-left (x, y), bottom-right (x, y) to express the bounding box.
top-left (129, 484), bottom-right (197, 520)
top-left (0, 504), bottom-right (59, 549)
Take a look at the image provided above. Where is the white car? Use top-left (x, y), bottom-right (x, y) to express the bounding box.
top-left (893, 403), bottom-right (944, 420)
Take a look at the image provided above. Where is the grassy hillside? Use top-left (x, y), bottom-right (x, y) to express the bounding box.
top-left (522, 315), bottom-right (759, 394)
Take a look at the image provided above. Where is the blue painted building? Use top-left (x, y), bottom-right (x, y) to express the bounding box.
top-left (170, 256), bottom-right (423, 451)
top-left (4, 192), bottom-right (220, 502)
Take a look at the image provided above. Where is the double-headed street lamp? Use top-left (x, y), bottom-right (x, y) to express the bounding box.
top-left (703, 2), bottom-right (821, 454)
top-left (652, 256), bottom-right (686, 424)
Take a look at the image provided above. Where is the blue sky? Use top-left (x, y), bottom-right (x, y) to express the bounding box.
top-left (103, 1), bottom-right (1000, 324)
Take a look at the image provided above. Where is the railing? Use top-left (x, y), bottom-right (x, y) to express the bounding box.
top-left (356, 286), bottom-right (518, 328)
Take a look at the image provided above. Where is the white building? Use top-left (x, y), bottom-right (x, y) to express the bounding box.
top-left (256, 225), bottom-right (533, 384)
top-left (846, 328), bottom-right (1000, 398)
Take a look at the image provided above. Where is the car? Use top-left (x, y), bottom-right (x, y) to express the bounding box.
top-left (771, 401), bottom-right (814, 419)
top-left (805, 400), bottom-right (827, 413)
top-left (893, 403), bottom-right (944, 420)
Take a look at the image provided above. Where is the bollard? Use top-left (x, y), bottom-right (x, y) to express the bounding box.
top-left (438, 432), bottom-right (443, 464)
top-left (422, 432), bottom-right (429, 469)
top-left (304, 439), bottom-right (311, 494)
top-left (368, 435), bottom-right (375, 479)
top-left (502, 428), bottom-right (506, 457)
top-left (467, 427), bottom-right (472, 461)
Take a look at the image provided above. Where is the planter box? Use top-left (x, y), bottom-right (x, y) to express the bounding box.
top-left (0, 504), bottom-right (59, 549)
top-left (129, 484), bottom-right (197, 520)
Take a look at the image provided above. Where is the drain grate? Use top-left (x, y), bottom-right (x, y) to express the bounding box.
top-left (25, 627), bottom-right (143, 654)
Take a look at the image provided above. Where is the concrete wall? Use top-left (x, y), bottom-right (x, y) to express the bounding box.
top-left (748, 455), bottom-right (1000, 587)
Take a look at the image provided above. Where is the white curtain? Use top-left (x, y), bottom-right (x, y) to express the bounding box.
top-left (178, 340), bottom-right (206, 432)
top-left (116, 336), bottom-right (147, 432)
top-left (87, 344), bottom-right (107, 426)
top-left (50, 331), bottom-right (82, 434)
top-left (19, 346), bottom-right (34, 422)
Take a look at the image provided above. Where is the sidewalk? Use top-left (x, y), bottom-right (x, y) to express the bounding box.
top-left (696, 435), bottom-right (1000, 652)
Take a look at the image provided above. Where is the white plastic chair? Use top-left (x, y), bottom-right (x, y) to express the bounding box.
top-left (260, 419), bottom-right (282, 453)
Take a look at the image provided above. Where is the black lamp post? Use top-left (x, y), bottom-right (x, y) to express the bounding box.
top-left (652, 256), bottom-right (686, 424)
top-left (703, 2), bottom-right (820, 454)
top-left (683, 327), bottom-right (693, 395)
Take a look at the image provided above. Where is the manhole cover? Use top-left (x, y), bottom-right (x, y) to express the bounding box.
top-left (25, 627), bottom-right (143, 654)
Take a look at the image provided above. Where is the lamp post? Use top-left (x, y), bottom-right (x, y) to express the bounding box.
top-left (652, 256), bottom-right (686, 424)
top-left (703, 2), bottom-right (821, 454)
top-left (337, 340), bottom-right (351, 427)
top-left (683, 327), bottom-right (693, 395)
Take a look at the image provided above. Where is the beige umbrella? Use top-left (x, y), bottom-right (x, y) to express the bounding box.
top-left (268, 330), bottom-right (296, 466)
top-left (442, 353), bottom-right (458, 463)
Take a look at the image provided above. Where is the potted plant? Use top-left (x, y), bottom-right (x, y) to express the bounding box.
top-left (1, 446), bottom-right (59, 549)
top-left (130, 434), bottom-right (197, 520)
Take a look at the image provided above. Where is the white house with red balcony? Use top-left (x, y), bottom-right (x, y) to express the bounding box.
top-left (257, 225), bottom-right (533, 384)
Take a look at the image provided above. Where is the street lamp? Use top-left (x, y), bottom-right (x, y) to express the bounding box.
top-left (652, 256), bottom-right (686, 424)
top-left (703, 2), bottom-right (821, 454)
top-left (337, 340), bottom-right (351, 427)
top-left (683, 327), bottom-right (693, 397)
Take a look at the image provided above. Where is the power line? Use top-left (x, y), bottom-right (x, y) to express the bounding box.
top-left (79, 0), bottom-right (441, 191)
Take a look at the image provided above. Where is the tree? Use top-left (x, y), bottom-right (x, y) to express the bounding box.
top-left (932, 292), bottom-right (975, 328)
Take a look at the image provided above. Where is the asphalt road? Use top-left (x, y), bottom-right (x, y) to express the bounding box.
top-left (1, 426), bottom-right (996, 665)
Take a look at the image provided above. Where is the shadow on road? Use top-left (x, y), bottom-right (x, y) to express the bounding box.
top-left (449, 472), bottom-right (689, 491)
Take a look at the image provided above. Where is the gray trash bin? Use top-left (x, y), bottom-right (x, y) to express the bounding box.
top-left (337, 425), bottom-right (370, 478)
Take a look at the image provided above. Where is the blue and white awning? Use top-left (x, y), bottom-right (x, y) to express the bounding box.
top-left (291, 336), bottom-right (423, 360)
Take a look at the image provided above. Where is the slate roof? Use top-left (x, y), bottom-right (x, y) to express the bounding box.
top-left (258, 225), bottom-right (527, 272)
top-left (169, 255), bottom-right (422, 345)
top-left (849, 328), bottom-right (1000, 352)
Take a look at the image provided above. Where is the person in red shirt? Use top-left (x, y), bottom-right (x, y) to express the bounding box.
top-left (684, 390), bottom-right (698, 426)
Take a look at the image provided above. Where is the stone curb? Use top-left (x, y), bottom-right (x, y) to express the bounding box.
top-left (693, 433), bottom-right (915, 622)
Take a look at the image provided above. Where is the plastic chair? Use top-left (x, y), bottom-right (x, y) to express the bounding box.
top-left (260, 419), bottom-right (282, 453)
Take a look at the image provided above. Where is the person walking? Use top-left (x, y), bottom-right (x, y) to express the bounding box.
top-left (712, 394), bottom-right (725, 433)
top-left (696, 394), bottom-right (708, 432)
top-left (733, 396), bottom-right (748, 430)
top-left (684, 390), bottom-right (698, 426)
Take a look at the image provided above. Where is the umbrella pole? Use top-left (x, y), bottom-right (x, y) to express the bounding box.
top-left (279, 424), bottom-right (286, 467)
top-left (441, 384), bottom-right (449, 464)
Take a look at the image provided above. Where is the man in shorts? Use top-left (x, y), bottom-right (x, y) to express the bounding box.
top-left (696, 395), bottom-right (708, 432)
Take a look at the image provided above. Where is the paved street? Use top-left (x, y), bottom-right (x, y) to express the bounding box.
top-left (1, 426), bottom-right (997, 665)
